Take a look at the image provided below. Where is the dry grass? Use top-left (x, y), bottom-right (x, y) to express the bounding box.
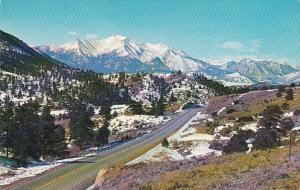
top-left (227, 88), bottom-right (300, 119)
top-left (148, 144), bottom-right (300, 190)
top-left (267, 170), bottom-right (300, 190)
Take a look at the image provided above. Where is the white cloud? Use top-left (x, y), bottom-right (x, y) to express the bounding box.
top-left (67, 31), bottom-right (78, 37)
top-left (218, 41), bottom-right (244, 50)
top-left (84, 33), bottom-right (98, 40)
top-left (249, 39), bottom-right (261, 52)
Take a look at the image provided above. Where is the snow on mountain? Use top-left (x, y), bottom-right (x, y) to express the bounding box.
top-left (220, 72), bottom-right (254, 86)
top-left (35, 35), bottom-right (300, 85)
top-left (221, 59), bottom-right (298, 84)
top-left (280, 71), bottom-right (300, 84)
top-left (35, 35), bottom-right (224, 74)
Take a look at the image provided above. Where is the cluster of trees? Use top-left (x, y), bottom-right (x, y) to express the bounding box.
top-left (0, 97), bottom-right (114, 163)
top-left (129, 97), bottom-right (166, 117)
top-left (0, 97), bottom-right (66, 162)
top-left (68, 100), bottom-right (111, 149)
top-left (276, 86), bottom-right (294, 100)
top-left (195, 74), bottom-right (249, 95)
top-left (224, 105), bottom-right (294, 154)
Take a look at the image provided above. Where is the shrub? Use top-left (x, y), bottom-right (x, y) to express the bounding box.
top-left (211, 112), bottom-right (217, 117)
top-left (253, 128), bottom-right (280, 150)
top-left (223, 130), bottom-right (255, 153)
top-left (219, 127), bottom-right (232, 137)
top-left (233, 100), bottom-right (240, 105)
top-left (161, 138), bottom-right (169, 147)
top-left (281, 102), bottom-right (290, 110)
top-left (209, 140), bottom-right (227, 151)
top-left (237, 116), bottom-right (254, 123)
top-left (226, 108), bottom-right (235, 114)
top-left (276, 91), bottom-right (282, 97)
top-left (205, 121), bottom-right (219, 135)
top-left (285, 89), bottom-right (294, 101)
top-left (223, 130), bottom-right (255, 154)
top-left (278, 86), bottom-right (286, 93)
top-left (294, 109), bottom-right (300, 116)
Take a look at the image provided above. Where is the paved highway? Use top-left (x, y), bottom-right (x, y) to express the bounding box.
top-left (4, 108), bottom-right (200, 190)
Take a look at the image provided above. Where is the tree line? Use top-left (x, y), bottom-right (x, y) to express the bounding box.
top-left (0, 97), bottom-right (112, 164)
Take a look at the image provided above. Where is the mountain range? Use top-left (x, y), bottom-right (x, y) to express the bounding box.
top-left (35, 35), bottom-right (300, 85)
top-left (1, 29), bottom-right (299, 85)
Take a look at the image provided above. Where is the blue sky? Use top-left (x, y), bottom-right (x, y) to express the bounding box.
top-left (1, 0), bottom-right (300, 65)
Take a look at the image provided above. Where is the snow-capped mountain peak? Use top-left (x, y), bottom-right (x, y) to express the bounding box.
top-left (58, 39), bottom-right (96, 56)
top-left (35, 35), bottom-right (218, 73)
top-left (34, 35), bottom-right (300, 85)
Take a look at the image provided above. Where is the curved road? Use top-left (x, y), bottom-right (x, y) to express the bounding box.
top-left (3, 108), bottom-right (200, 190)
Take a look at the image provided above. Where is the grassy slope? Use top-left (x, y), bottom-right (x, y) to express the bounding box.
top-left (227, 88), bottom-right (300, 119)
top-left (142, 88), bottom-right (300, 190)
top-left (146, 143), bottom-right (300, 190)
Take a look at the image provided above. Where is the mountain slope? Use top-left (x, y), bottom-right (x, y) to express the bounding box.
top-left (220, 72), bottom-right (254, 86)
top-left (35, 35), bottom-right (226, 75)
top-left (34, 35), bottom-right (300, 85)
top-left (0, 29), bottom-right (68, 75)
top-left (221, 59), bottom-right (298, 83)
top-left (280, 71), bottom-right (300, 84)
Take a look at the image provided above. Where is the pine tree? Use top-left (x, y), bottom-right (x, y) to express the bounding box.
top-left (95, 119), bottom-right (110, 147)
top-left (169, 92), bottom-right (177, 103)
top-left (69, 101), bottom-right (94, 149)
top-left (152, 96), bottom-right (165, 116)
top-left (161, 138), bottom-right (169, 147)
top-left (10, 101), bottom-right (42, 161)
top-left (40, 106), bottom-right (67, 158)
top-left (129, 101), bottom-right (143, 114)
top-left (0, 96), bottom-right (14, 158)
top-left (285, 89), bottom-right (294, 100)
top-left (17, 89), bottom-right (22, 99)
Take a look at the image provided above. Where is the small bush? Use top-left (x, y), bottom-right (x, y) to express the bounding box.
top-left (211, 112), bottom-right (218, 117)
top-left (237, 116), bottom-right (254, 123)
top-left (219, 127), bottom-right (232, 137)
top-left (294, 109), bottom-right (300, 116)
top-left (161, 138), bottom-right (169, 147)
top-left (226, 109), bottom-right (235, 114)
top-left (285, 89), bottom-right (294, 101)
top-left (223, 130), bottom-right (255, 154)
top-left (281, 102), bottom-right (290, 110)
top-left (276, 91), bottom-right (282, 97)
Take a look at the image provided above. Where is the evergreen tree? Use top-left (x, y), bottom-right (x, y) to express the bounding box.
top-left (129, 101), bottom-right (143, 114)
top-left (151, 96), bottom-right (166, 116)
top-left (223, 130), bottom-right (255, 154)
top-left (69, 101), bottom-right (94, 149)
top-left (253, 105), bottom-right (284, 150)
top-left (10, 101), bottom-right (42, 161)
top-left (161, 138), bottom-right (169, 147)
top-left (0, 96), bottom-right (14, 157)
top-left (95, 119), bottom-right (110, 147)
top-left (17, 89), bottom-right (22, 99)
top-left (40, 106), bottom-right (67, 158)
top-left (253, 128), bottom-right (280, 150)
top-left (285, 89), bottom-right (294, 100)
top-left (169, 92), bottom-right (177, 103)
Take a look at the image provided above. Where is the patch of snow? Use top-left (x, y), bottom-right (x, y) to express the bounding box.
top-left (109, 115), bottom-right (164, 133)
top-left (110, 104), bottom-right (128, 115)
top-left (284, 111), bottom-right (294, 117)
top-left (129, 112), bottom-right (221, 164)
top-left (217, 107), bottom-right (226, 115)
top-left (241, 122), bottom-right (258, 132)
